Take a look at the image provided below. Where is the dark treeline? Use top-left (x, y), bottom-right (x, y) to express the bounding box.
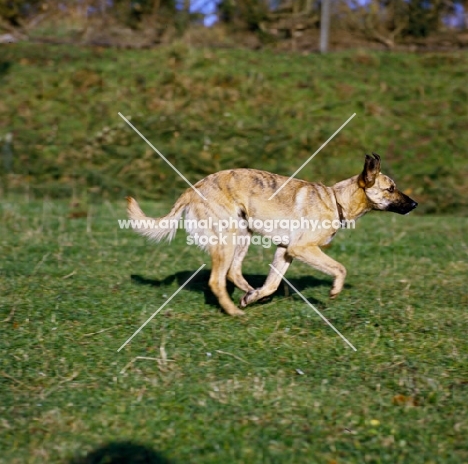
top-left (0, 0), bottom-right (467, 49)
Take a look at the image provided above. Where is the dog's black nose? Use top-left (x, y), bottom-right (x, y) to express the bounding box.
top-left (411, 201), bottom-right (418, 209)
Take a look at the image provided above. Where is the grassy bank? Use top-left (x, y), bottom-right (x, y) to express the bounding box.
top-left (0, 43), bottom-right (467, 214)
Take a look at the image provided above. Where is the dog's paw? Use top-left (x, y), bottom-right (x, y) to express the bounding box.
top-left (230, 308), bottom-right (246, 317)
top-left (329, 291), bottom-right (339, 300)
top-left (240, 290), bottom-right (256, 308)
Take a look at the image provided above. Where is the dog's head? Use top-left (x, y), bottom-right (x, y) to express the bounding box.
top-left (358, 153), bottom-right (418, 215)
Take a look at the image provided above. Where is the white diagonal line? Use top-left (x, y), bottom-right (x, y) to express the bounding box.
top-left (118, 113), bottom-right (207, 201)
top-left (269, 264), bottom-right (357, 351)
top-left (268, 113), bottom-right (356, 200)
top-left (117, 264), bottom-right (206, 352)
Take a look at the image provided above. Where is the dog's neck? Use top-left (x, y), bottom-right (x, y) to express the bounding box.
top-left (332, 175), bottom-right (373, 221)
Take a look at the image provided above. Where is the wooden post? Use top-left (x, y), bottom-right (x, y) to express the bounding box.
top-left (320, 0), bottom-right (330, 53)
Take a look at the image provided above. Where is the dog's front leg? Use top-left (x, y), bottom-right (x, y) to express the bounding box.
top-left (240, 246), bottom-right (293, 308)
top-left (287, 245), bottom-right (346, 299)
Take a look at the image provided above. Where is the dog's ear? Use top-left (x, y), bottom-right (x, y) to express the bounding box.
top-left (358, 153), bottom-right (381, 188)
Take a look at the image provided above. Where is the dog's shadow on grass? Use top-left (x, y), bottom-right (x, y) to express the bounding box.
top-left (69, 440), bottom-right (173, 463)
top-left (131, 270), bottom-right (349, 309)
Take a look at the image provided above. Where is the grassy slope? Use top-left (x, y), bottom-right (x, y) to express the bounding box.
top-left (0, 44), bottom-right (467, 213)
top-left (1, 199), bottom-right (467, 463)
top-left (0, 44), bottom-right (467, 462)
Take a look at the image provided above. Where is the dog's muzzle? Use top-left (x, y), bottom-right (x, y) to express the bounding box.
top-left (386, 193), bottom-right (418, 215)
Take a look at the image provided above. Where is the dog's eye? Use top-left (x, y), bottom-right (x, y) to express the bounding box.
top-left (387, 185), bottom-right (395, 193)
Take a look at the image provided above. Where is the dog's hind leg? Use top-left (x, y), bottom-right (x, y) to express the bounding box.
top-left (227, 231), bottom-right (253, 293)
top-left (287, 245), bottom-right (346, 298)
top-left (240, 246), bottom-right (292, 308)
top-left (208, 238), bottom-right (245, 316)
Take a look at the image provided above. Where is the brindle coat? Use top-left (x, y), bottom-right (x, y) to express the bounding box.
top-left (127, 154), bottom-right (417, 316)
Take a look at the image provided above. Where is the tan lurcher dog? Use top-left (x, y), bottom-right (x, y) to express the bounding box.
top-left (127, 154), bottom-right (417, 316)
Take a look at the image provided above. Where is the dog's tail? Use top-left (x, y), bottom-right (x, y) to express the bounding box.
top-left (126, 194), bottom-right (189, 243)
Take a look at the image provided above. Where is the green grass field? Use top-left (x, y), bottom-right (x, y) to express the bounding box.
top-left (0, 43), bottom-right (467, 463)
top-left (1, 198), bottom-right (467, 463)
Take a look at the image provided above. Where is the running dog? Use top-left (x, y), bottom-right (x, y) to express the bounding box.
top-left (127, 153), bottom-right (417, 316)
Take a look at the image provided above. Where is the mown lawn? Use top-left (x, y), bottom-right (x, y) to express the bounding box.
top-left (1, 197), bottom-right (467, 463)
